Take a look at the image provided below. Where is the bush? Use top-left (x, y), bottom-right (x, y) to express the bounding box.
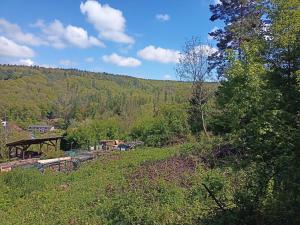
top-left (130, 104), bottom-right (190, 147)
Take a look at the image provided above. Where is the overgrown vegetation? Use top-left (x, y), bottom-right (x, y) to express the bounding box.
top-left (206, 0), bottom-right (300, 224)
top-left (0, 146), bottom-right (236, 225)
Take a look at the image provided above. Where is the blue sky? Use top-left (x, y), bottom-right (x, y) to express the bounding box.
top-left (0, 0), bottom-right (220, 80)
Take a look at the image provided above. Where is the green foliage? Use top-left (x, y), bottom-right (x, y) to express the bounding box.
top-left (209, 0), bottom-right (300, 224)
top-left (130, 104), bottom-right (190, 146)
top-left (66, 118), bottom-right (123, 148)
top-left (0, 145), bottom-right (236, 225)
top-left (214, 44), bottom-right (271, 138)
top-left (180, 134), bottom-right (225, 157)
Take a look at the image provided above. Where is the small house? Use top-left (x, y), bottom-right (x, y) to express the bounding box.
top-left (28, 125), bottom-right (54, 133)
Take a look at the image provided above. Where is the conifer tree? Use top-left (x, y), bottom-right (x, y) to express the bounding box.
top-left (209, 0), bottom-right (264, 77)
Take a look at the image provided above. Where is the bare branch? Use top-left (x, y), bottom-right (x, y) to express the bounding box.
top-left (176, 36), bottom-right (215, 136)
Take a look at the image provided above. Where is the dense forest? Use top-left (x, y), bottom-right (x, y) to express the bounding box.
top-left (0, 65), bottom-right (191, 127)
top-left (0, 0), bottom-right (299, 224)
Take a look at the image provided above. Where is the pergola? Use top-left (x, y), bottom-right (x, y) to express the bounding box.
top-left (6, 136), bottom-right (63, 160)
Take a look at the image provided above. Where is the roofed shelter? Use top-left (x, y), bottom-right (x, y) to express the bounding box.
top-left (6, 136), bottom-right (63, 160)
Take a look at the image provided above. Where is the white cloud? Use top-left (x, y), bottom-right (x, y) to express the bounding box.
top-left (65, 25), bottom-right (103, 48)
top-left (0, 18), bottom-right (46, 46)
top-left (39, 19), bottom-right (104, 49)
top-left (155, 14), bottom-right (170, 22)
top-left (89, 36), bottom-right (103, 46)
top-left (138, 45), bottom-right (180, 64)
top-left (38, 63), bottom-right (57, 68)
top-left (163, 74), bottom-right (172, 80)
top-left (208, 26), bottom-right (218, 40)
top-left (214, 0), bottom-right (222, 4)
top-left (41, 20), bottom-right (66, 48)
top-left (80, 0), bottom-right (134, 44)
top-left (102, 53), bottom-right (141, 67)
top-left (4, 58), bottom-right (57, 68)
top-left (8, 58), bottom-right (35, 66)
top-left (85, 57), bottom-right (94, 63)
top-left (59, 59), bottom-right (77, 67)
top-left (0, 36), bottom-right (35, 58)
top-left (17, 58), bottom-right (35, 66)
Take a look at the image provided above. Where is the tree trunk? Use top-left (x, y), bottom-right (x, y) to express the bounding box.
top-left (201, 109), bottom-right (209, 138)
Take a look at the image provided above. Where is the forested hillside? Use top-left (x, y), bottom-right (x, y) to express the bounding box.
top-left (0, 65), bottom-right (191, 128)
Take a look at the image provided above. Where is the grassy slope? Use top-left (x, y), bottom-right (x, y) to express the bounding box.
top-left (0, 146), bottom-right (234, 225)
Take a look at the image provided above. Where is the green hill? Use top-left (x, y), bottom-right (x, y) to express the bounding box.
top-left (0, 65), bottom-right (191, 128)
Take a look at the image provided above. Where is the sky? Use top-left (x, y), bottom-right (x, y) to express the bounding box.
top-left (0, 0), bottom-right (220, 80)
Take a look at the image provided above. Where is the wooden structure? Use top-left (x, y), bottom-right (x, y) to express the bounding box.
top-left (6, 136), bottom-right (63, 160)
top-left (37, 157), bottom-right (73, 173)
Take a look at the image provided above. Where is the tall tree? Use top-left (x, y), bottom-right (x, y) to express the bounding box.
top-left (211, 0), bottom-right (300, 223)
top-left (209, 0), bottom-right (264, 77)
top-left (176, 37), bottom-right (213, 136)
top-left (265, 0), bottom-right (300, 116)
